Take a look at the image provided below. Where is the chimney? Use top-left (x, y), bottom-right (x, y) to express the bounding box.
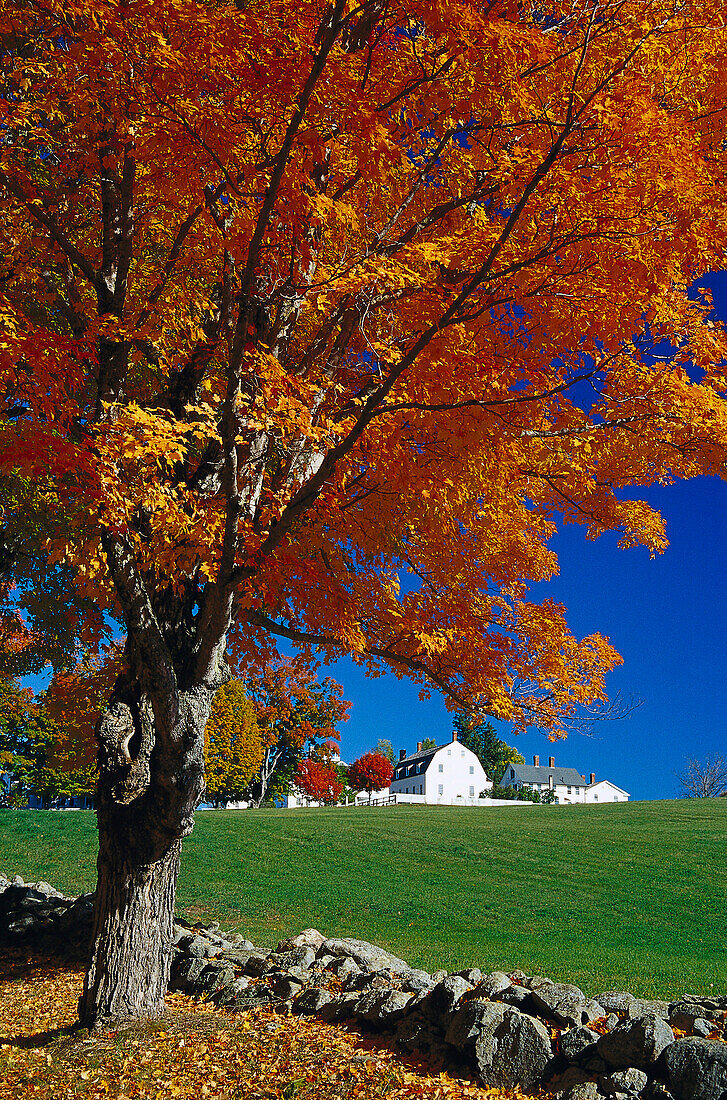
top-left (417, 741), bottom-right (423, 753)
top-left (399, 749), bottom-right (407, 761)
top-left (533, 755), bottom-right (540, 766)
top-left (590, 772), bottom-right (596, 785)
top-left (548, 756), bottom-right (555, 768)
top-left (452, 731), bottom-right (458, 742)
top-left (548, 774), bottom-right (554, 789)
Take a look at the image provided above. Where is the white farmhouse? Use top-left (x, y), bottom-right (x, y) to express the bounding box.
top-left (584, 778), bottom-right (630, 803)
top-left (501, 756), bottom-right (629, 804)
top-left (389, 732), bottom-right (490, 805)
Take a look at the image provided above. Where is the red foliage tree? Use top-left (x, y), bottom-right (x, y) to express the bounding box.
top-left (348, 752), bottom-right (394, 801)
top-left (295, 758), bottom-right (344, 806)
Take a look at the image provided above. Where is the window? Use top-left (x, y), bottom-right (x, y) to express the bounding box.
top-left (510, 769), bottom-right (515, 778)
top-left (438, 784), bottom-right (443, 795)
top-left (447, 749), bottom-right (451, 756)
top-left (567, 786), bottom-right (572, 794)
top-left (575, 786), bottom-right (580, 794)
top-left (420, 784), bottom-right (423, 794)
top-left (469, 786), bottom-right (474, 797)
top-left (469, 766), bottom-right (474, 774)
top-left (461, 751), bottom-right (465, 757)
top-left (594, 794), bottom-right (598, 801)
top-left (438, 763), bottom-right (443, 772)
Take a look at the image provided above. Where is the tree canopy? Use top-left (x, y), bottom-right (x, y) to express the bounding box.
top-left (2, 0), bottom-right (727, 1026)
top-left (203, 678), bottom-right (267, 803)
top-left (453, 710), bottom-right (524, 783)
top-left (348, 750), bottom-right (394, 797)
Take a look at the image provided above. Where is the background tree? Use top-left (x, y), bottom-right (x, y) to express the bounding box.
top-left (0, 676), bottom-right (95, 805)
top-left (2, 0), bottom-right (727, 1026)
top-left (244, 661), bottom-right (349, 807)
top-left (453, 710), bottom-right (524, 783)
top-left (294, 758), bottom-right (344, 806)
top-left (678, 755), bottom-right (727, 799)
top-left (374, 739), bottom-right (395, 764)
top-left (420, 737), bottom-right (437, 751)
top-left (348, 751), bottom-right (394, 802)
top-left (203, 679), bottom-right (267, 804)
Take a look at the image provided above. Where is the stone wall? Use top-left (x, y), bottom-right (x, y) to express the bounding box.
top-left (1, 874), bottom-right (725, 1100)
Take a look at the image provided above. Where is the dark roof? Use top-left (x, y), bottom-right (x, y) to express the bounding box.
top-left (504, 764), bottom-right (586, 786)
top-left (392, 746), bottom-right (438, 779)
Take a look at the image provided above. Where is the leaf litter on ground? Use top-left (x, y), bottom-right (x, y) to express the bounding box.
top-left (0, 950), bottom-right (536, 1100)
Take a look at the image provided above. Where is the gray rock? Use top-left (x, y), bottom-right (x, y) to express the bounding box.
top-left (597, 991), bottom-right (636, 1015)
top-left (431, 969), bottom-right (448, 982)
top-left (169, 955), bottom-right (207, 990)
top-left (473, 1008), bottom-right (554, 1090)
top-left (628, 999), bottom-right (670, 1021)
top-left (445, 999), bottom-right (509, 1052)
top-left (493, 984), bottom-right (532, 1010)
top-left (222, 985), bottom-right (281, 1012)
top-left (560, 1026), bottom-right (600, 1062)
top-left (419, 976), bottom-right (473, 1027)
top-left (319, 937), bottom-right (410, 975)
top-left (663, 1037), bottom-right (727, 1100)
top-left (293, 987), bottom-right (333, 1015)
top-left (604, 1014), bottom-right (621, 1031)
top-left (552, 1066), bottom-right (598, 1094)
top-left (318, 992), bottom-right (362, 1022)
top-left (212, 977), bottom-right (251, 1006)
top-left (194, 962), bottom-right (235, 996)
top-left (456, 968), bottom-right (483, 985)
top-left (326, 956), bottom-right (362, 981)
top-left (342, 972), bottom-right (391, 994)
top-left (670, 1002), bottom-right (722, 1028)
top-left (520, 974), bottom-right (555, 991)
top-left (353, 988), bottom-right (412, 1026)
top-left (402, 969), bottom-right (434, 994)
top-left (244, 953), bottom-right (274, 977)
top-left (691, 1019), bottom-right (712, 1039)
top-left (563, 1084), bottom-right (599, 1100)
top-left (278, 928), bottom-right (327, 952)
top-left (531, 982), bottom-right (602, 1028)
top-left (276, 945), bottom-right (317, 971)
top-left (597, 1015), bottom-right (674, 1070)
top-left (600, 1067), bottom-right (648, 1095)
top-left (186, 935), bottom-right (216, 959)
top-left (269, 972), bottom-right (307, 999)
top-left (476, 971), bottom-right (512, 998)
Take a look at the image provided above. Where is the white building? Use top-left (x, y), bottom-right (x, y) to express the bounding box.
top-left (584, 778), bottom-right (630, 803)
top-left (389, 732), bottom-right (490, 805)
top-left (501, 756), bottom-right (629, 804)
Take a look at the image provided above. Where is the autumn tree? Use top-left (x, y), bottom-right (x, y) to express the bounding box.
top-left (2, 0), bottom-right (727, 1026)
top-left (244, 660), bottom-right (348, 807)
top-left (294, 757), bottom-right (344, 805)
top-left (348, 750), bottom-right (394, 801)
top-left (203, 679), bottom-right (266, 803)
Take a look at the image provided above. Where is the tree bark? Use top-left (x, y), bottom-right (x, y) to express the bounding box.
top-left (79, 822), bottom-right (181, 1027)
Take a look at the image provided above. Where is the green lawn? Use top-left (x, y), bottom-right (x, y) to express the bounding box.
top-left (1, 800), bottom-right (725, 1000)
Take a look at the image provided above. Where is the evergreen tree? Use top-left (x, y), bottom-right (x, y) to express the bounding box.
top-left (453, 710), bottom-right (524, 784)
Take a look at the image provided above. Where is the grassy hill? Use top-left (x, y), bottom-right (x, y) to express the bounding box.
top-left (2, 799), bottom-right (725, 999)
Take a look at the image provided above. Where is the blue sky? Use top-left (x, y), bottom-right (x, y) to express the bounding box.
top-left (326, 283), bottom-right (727, 801)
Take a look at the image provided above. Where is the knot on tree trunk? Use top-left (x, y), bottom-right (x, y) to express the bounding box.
top-left (97, 698), bottom-right (154, 804)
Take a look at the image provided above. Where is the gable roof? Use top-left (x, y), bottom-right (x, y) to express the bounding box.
top-left (587, 779), bottom-right (630, 796)
top-left (505, 763), bottom-right (586, 786)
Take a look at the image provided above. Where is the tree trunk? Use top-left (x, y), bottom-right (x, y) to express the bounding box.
top-left (78, 684), bottom-right (211, 1030)
top-left (79, 819), bottom-right (181, 1027)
